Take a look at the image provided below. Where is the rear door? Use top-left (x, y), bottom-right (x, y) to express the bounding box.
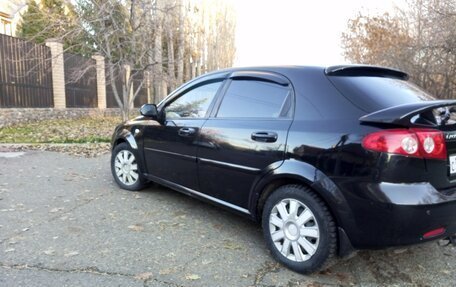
top-left (197, 72), bottom-right (294, 211)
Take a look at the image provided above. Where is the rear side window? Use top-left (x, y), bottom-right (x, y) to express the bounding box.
top-left (217, 80), bottom-right (292, 118)
top-left (328, 76), bottom-right (436, 112)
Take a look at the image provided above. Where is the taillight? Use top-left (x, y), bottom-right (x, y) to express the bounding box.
top-left (423, 227), bottom-right (446, 239)
top-left (362, 128), bottom-right (447, 160)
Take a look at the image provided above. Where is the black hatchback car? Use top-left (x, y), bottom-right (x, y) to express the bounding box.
top-left (111, 65), bottom-right (456, 273)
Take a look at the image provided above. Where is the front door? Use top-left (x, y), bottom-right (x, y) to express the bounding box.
top-left (197, 74), bottom-right (294, 210)
top-left (143, 80), bottom-right (223, 190)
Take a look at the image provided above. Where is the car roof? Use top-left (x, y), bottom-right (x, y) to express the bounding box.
top-left (202, 65), bottom-right (323, 76)
top-left (198, 65), bottom-right (408, 80)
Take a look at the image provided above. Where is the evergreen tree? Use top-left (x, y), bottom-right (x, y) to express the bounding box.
top-left (17, 0), bottom-right (89, 55)
top-left (17, 1), bottom-right (48, 44)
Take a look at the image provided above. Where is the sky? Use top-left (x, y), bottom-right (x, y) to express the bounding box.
top-left (232, 0), bottom-right (406, 67)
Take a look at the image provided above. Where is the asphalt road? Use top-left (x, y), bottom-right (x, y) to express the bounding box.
top-left (0, 151), bottom-right (455, 287)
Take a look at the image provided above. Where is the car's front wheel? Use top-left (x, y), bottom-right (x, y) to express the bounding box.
top-left (111, 142), bottom-right (147, 191)
top-left (262, 184), bottom-right (337, 274)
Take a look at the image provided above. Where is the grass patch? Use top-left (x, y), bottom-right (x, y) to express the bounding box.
top-left (0, 116), bottom-right (123, 144)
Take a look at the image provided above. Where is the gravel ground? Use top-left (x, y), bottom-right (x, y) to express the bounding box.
top-left (0, 150), bottom-right (455, 287)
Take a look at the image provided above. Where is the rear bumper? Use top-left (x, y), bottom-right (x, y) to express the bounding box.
top-left (339, 182), bottom-right (456, 249)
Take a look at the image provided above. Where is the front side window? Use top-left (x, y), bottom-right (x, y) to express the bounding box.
top-left (217, 80), bottom-right (291, 118)
top-left (165, 81), bottom-right (222, 119)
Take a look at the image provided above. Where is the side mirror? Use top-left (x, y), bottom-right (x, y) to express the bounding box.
top-left (140, 104), bottom-right (158, 119)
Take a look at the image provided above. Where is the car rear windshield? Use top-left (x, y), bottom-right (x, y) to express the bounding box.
top-left (328, 76), bottom-right (436, 112)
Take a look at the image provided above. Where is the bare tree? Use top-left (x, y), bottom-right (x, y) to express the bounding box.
top-left (13, 0), bottom-right (237, 120)
top-left (175, 2), bottom-right (185, 86)
top-left (342, 0), bottom-right (456, 99)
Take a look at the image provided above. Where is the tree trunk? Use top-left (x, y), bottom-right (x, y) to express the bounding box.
top-left (184, 50), bottom-right (191, 82)
top-left (153, 11), bottom-right (166, 101)
top-left (167, 29), bottom-right (176, 91)
top-left (191, 59), bottom-right (196, 79)
top-left (123, 64), bottom-right (131, 120)
top-left (176, 0), bottom-right (185, 86)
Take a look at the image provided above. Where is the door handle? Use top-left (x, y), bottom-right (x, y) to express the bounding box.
top-left (178, 127), bottom-right (196, 137)
top-left (251, 131), bottom-right (278, 143)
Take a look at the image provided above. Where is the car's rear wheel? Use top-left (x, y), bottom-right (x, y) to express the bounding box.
top-left (111, 142), bottom-right (146, 191)
top-left (262, 184), bottom-right (337, 274)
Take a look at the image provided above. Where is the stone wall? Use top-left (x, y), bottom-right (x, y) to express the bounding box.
top-left (0, 108), bottom-right (124, 128)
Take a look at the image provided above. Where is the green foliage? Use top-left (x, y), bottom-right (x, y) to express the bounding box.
top-left (17, 1), bottom-right (47, 43)
top-left (75, 0), bottom-right (137, 63)
top-left (17, 0), bottom-right (91, 55)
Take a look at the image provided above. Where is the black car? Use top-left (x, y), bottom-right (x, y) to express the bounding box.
top-left (111, 65), bottom-right (456, 274)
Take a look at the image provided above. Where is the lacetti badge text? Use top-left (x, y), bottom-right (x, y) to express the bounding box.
top-left (446, 133), bottom-right (456, 140)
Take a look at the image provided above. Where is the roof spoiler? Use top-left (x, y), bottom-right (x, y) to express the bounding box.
top-left (325, 65), bottom-right (409, 80)
top-left (359, 100), bottom-right (456, 126)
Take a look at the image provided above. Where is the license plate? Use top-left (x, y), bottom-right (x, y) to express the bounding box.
top-left (450, 155), bottom-right (456, 174)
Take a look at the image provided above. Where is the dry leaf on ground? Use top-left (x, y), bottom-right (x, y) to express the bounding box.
top-left (134, 272), bottom-right (153, 281)
top-left (128, 224), bottom-right (144, 232)
top-left (64, 251), bottom-right (79, 257)
top-left (185, 274), bottom-right (201, 280)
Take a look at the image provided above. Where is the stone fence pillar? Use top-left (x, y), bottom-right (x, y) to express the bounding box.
top-left (45, 39), bottom-right (66, 109)
top-left (92, 54), bottom-right (107, 109)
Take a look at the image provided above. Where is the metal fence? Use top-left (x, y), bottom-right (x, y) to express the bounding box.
top-left (0, 34), bottom-right (53, 108)
top-left (0, 33), bottom-right (149, 109)
top-left (64, 53), bottom-right (97, 108)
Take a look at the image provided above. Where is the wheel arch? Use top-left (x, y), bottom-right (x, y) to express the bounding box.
top-left (250, 160), bottom-right (352, 228)
top-left (113, 138), bottom-right (126, 148)
top-left (112, 129), bottom-right (138, 150)
top-left (251, 160), bottom-right (357, 257)
top-left (111, 128), bottom-right (148, 179)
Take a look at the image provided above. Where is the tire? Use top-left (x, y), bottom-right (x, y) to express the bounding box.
top-left (111, 142), bottom-right (147, 191)
top-left (261, 184), bottom-right (337, 274)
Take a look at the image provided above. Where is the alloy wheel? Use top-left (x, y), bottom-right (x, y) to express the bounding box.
top-left (269, 198), bottom-right (320, 262)
top-left (114, 150), bottom-right (139, 186)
